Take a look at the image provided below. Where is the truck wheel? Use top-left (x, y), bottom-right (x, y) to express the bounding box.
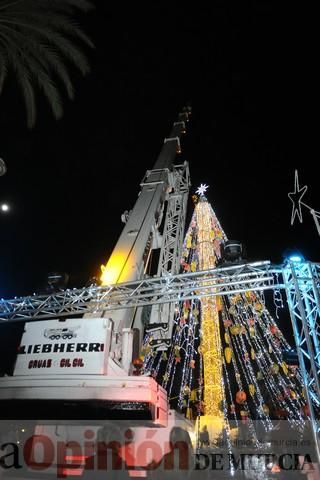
top-left (49, 335), bottom-right (55, 340)
top-left (55, 335), bottom-right (61, 339)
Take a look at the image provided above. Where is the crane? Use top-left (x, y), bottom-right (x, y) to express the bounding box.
top-left (0, 106), bottom-right (192, 425)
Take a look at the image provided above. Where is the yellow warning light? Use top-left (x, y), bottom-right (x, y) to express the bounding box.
top-left (100, 253), bottom-right (128, 285)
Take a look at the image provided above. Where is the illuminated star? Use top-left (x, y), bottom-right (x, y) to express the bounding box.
top-left (196, 183), bottom-right (209, 196)
top-left (288, 170), bottom-right (308, 225)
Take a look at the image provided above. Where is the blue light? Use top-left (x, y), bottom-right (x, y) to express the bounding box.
top-left (289, 255), bottom-right (303, 263)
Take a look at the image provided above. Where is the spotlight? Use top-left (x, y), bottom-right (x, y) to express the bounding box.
top-left (222, 240), bottom-right (243, 263)
top-left (47, 272), bottom-right (69, 291)
top-left (288, 254), bottom-right (304, 263)
top-left (283, 248), bottom-right (305, 264)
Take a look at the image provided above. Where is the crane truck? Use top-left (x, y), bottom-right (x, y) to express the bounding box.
top-left (0, 106), bottom-right (194, 477)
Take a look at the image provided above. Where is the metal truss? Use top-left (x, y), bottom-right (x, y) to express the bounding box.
top-left (0, 261), bottom-right (282, 323)
top-left (1, 258), bottom-right (320, 457)
top-left (157, 162), bottom-right (190, 277)
top-left (282, 261), bottom-right (320, 449)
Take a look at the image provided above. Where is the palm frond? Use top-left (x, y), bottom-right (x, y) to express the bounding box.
top-left (31, 65), bottom-right (64, 121)
top-left (44, 0), bottom-right (94, 13)
top-left (0, 1), bottom-right (25, 12)
top-left (0, 0), bottom-right (94, 13)
top-left (11, 57), bottom-right (37, 128)
top-left (0, 15), bottom-right (93, 73)
top-left (0, 10), bottom-right (94, 47)
top-left (39, 48), bottom-right (75, 99)
top-left (21, 12), bottom-right (94, 47)
top-left (1, 26), bottom-right (64, 125)
top-left (1, 21), bottom-right (75, 98)
top-left (0, 50), bottom-right (8, 92)
top-left (0, 0), bottom-right (94, 126)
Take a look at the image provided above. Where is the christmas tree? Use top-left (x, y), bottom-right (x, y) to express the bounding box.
top-left (142, 186), bottom-right (310, 444)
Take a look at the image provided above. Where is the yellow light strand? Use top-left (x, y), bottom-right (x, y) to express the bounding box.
top-left (196, 201), bottom-right (224, 422)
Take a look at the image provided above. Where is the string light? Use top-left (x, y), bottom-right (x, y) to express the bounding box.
top-left (196, 201), bottom-right (224, 423)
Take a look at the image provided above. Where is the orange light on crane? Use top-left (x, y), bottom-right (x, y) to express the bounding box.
top-left (100, 252), bottom-right (129, 285)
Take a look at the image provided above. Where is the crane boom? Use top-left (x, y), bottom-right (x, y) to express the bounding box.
top-left (100, 106), bottom-right (191, 286)
top-left (97, 108), bottom-right (191, 349)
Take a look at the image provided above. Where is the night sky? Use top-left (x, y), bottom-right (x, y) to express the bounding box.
top-left (0, 3), bottom-right (318, 300)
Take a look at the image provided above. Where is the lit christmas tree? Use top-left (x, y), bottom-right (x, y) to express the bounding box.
top-left (142, 186), bottom-right (311, 443)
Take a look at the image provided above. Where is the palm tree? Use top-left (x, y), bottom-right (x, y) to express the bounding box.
top-left (0, 0), bottom-right (94, 128)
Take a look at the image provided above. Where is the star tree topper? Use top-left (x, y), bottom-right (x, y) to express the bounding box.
top-left (196, 183), bottom-right (209, 196)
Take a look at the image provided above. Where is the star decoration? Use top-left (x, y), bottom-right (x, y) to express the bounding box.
top-left (288, 170), bottom-right (308, 225)
top-left (196, 183), bottom-right (209, 196)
